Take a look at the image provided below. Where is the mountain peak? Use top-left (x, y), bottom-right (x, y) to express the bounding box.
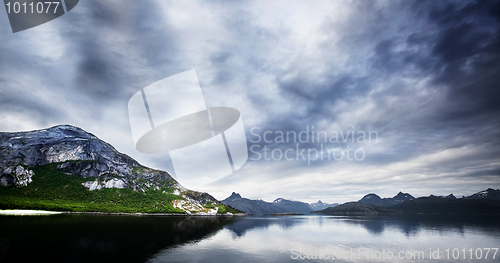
top-left (393, 192), bottom-right (414, 200)
top-left (359, 192), bottom-right (414, 207)
top-left (465, 188), bottom-right (500, 200)
top-left (445, 194), bottom-right (456, 199)
top-left (229, 192), bottom-right (242, 199)
top-left (308, 200), bottom-right (339, 211)
top-left (47, 124), bottom-right (82, 130)
top-left (0, 125), bottom-right (127, 168)
top-left (273, 198), bottom-right (286, 203)
top-left (42, 124), bottom-right (96, 138)
top-left (360, 193), bottom-right (382, 200)
top-left (2, 125), bottom-right (98, 145)
top-left (222, 192), bottom-right (243, 203)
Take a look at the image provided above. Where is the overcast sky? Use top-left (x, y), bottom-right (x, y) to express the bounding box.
top-left (1, 0), bottom-right (499, 203)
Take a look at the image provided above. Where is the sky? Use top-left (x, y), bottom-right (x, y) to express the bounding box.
top-left (1, 0), bottom-right (499, 203)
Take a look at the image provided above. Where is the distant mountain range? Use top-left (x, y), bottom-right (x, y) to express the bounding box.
top-left (221, 192), bottom-right (338, 214)
top-left (314, 202), bottom-right (402, 215)
top-left (223, 188), bottom-right (500, 215)
top-left (315, 189), bottom-right (500, 215)
top-left (391, 195), bottom-right (500, 214)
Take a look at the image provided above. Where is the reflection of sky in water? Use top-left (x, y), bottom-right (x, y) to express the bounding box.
top-left (148, 215), bottom-right (500, 263)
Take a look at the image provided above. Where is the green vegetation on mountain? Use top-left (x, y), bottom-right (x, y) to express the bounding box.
top-left (0, 163), bottom-right (183, 213)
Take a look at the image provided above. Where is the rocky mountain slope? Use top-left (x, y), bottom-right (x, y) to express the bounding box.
top-left (0, 125), bottom-right (239, 215)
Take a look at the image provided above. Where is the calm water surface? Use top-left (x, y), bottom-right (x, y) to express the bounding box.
top-left (0, 214), bottom-right (499, 263)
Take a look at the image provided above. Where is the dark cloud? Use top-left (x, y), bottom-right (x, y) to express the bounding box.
top-left (61, 0), bottom-right (180, 102)
top-left (236, 0), bottom-right (500, 178)
top-left (74, 43), bottom-right (126, 100)
top-left (409, 0), bottom-right (500, 136)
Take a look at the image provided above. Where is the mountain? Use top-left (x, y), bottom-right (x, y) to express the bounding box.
top-left (464, 188), bottom-right (500, 200)
top-left (313, 202), bottom-right (402, 215)
top-left (358, 192), bottom-right (414, 207)
top-left (358, 194), bottom-right (384, 206)
top-left (222, 192), bottom-right (283, 214)
top-left (391, 195), bottom-right (500, 214)
top-left (308, 200), bottom-right (339, 211)
top-left (427, 194), bottom-right (456, 199)
top-left (273, 198), bottom-right (314, 213)
top-left (1, 125), bottom-right (166, 190)
top-left (222, 193), bottom-right (314, 214)
top-left (445, 194), bottom-right (456, 199)
top-left (316, 189), bottom-right (500, 215)
top-left (0, 125), bottom-right (240, 215)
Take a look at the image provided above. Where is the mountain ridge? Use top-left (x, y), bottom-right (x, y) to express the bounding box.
top-left (221, 192), bottom-right (338, 214)
top-left (358, 192), bottom-right (414, 207)
top-left (313, 202), bottom-right (403, 215)
top-left (315, 189), bottom-right (500, 215)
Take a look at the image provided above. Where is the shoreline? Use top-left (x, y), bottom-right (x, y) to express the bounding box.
top-left (0, 209), bottom-right (247, 217)
top-left (0, 210), bottom-right (63, 216)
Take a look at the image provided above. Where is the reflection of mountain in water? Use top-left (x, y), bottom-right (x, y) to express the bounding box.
top-left (225, 216), bottom-right (303, 237)
top-left (340, 215), bottom-right (500, 237)
top-left (0, 215), bottom-right (236, 263)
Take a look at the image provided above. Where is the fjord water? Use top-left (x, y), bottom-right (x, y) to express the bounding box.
top-left (0, 214), bottom-right (499, 263)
